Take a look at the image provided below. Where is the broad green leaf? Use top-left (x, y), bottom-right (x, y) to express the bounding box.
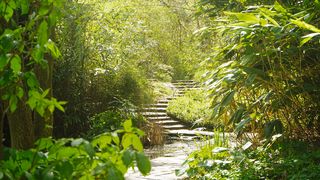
top-left (291, 19), bottom-right (320, 33)
top-left (123, 119), bottom-right (132, 132)
top-left (10, 55), bottom-right (21, 73)
top-left (35, 138), bottom-right (54, 150)
top-left (37, 20), bottom-right (48, 46)
top-left (122, 150), bottom-right (134, 167)
top-left (20, 0), bottom-right (30, 15)
top-left (121, 134), bottom-right (131, 149)
top-left (136, 152), bottom-right (151, 175)
top-left (92, 134), bottom-right (112, 148)
top-left (107, 167), bottom-right (124, 180)
top-left (131, 134), bottom-right (143, 151)
top-left (56, 161), bottom-right (73, 178)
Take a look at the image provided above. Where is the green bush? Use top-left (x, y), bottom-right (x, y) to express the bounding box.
top-left (167, 90), bottom-right (219, 129)
top-left (87, 109), bottom-right (146, 138)
top-left (178, 135), bottom-right (320, 179)
top-left (0, 120), bottom-right (151, 179)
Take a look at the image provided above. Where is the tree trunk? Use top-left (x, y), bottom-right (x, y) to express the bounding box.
top-left (7, 96), bottom-right (35, 150)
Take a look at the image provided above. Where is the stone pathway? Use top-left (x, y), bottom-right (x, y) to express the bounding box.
top-left (125, 141), bottom-right (196, 180)
top-left (126, 80), bottom-right (216, 179)
top-left (142, 80), bottom-right (214, 140)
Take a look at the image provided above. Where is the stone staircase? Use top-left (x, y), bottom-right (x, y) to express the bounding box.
top-left (141, 80), bottom-right (213, 141)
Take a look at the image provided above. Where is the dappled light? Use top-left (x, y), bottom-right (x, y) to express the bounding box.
top-left (1, 0), bottom-right (320, 179)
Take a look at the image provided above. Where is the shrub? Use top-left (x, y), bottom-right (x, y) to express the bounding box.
top-left (0, 120), bottom-right (151, 179)
top-left (178, 135), bottom-right (320, 179)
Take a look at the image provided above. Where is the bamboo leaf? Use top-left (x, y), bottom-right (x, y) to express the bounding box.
top-left (300, 33), bottom-right (320, 46)
top-left (291, 19), bottom-right (320, 33)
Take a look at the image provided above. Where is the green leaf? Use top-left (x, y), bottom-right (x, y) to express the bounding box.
top-left (83, 142), bottom-right (95, 158)
top-left (122, 150), bottom-right (134, 167)
top-left (26, 73), bottom-right (39, 88)
top-left (274, 1), bottom-right (287, 14)
top-left (136, 152), bottom-right (151, 175)
top-left (259, 10), bottom-right (279, 27)
top-left (123, 119), bottom-right (132, 132)
top-left (92, 134), bottom-right (112, 148)
top-left (300, 33), bottom-right (320, 46)
top-left (39, 5), bottom-right (50, 16)
top-left (37, 21), bottom-right (48, 46)
top-left (20, 0), bottom-right (30, 15)
top-left (107, 167), bottom-right (124, 180)
top-left (131, 134), bottom-right (143, 151)
top-left (45, 40), bottom-right (61, 58)
top-left (56, 161), bottom-right (73, 178)
top-left (10, 55), bottom-right (21, 73)
top-left (9, 95), bottom-right (18, 112)
top-left (16, 87), bottom-right (24, 99)
top-left (35, 138), bottom-right (54, 150)
top-left (291, 19), bottom-right (320, 33)
top-left (121, 134), bottom-right (131, 149)
top-left (220, 90), bottom-right (235, 107)
top-left (0, 54), bottom-right (8, 70)
top-left (224, 11), bottom-right (260, 24)
top-left (4, 6), bottom-right (14, 22)
top-left (235, 117), bottom-right (251, 136)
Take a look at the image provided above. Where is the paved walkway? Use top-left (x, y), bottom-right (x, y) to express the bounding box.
top-left (125, 141), bottom-right (196, 180)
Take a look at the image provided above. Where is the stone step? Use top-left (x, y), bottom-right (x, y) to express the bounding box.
top-left (147, 116), bottom-right (171, 120)
top-left (162, 124), bottom-right (187, 130)
top-left (153, 120), bottom-right (181, 126)
top-left (141, 107), bottom-right (167, 112)
top-left (158, 99), bottom-right (170, 104)
top-left (148, 103), bottom-right (168, 108)
top-left (172, 80), bottom-right (196, 83)
top-left (166, 129), bottom-right (214, 137)
top-left (142, 112), bottom-right (167, 117)
top-left (175, 85), bottom-right (200, 89)
top-left (166, 97), bottom-right (176, 100)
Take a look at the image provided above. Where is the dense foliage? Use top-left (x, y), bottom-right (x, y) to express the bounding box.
top-left (52, 0), bottom-right (201, 137)
top-left (0, 120), bottom-right (151, 179)
top-left (198, 0), bottom-right (320, 141)
top-left (179, 134), bottom-right (320, 179)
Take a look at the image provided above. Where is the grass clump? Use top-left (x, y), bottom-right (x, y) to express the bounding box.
top-left (167, 89), bottom-right (217, 129)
